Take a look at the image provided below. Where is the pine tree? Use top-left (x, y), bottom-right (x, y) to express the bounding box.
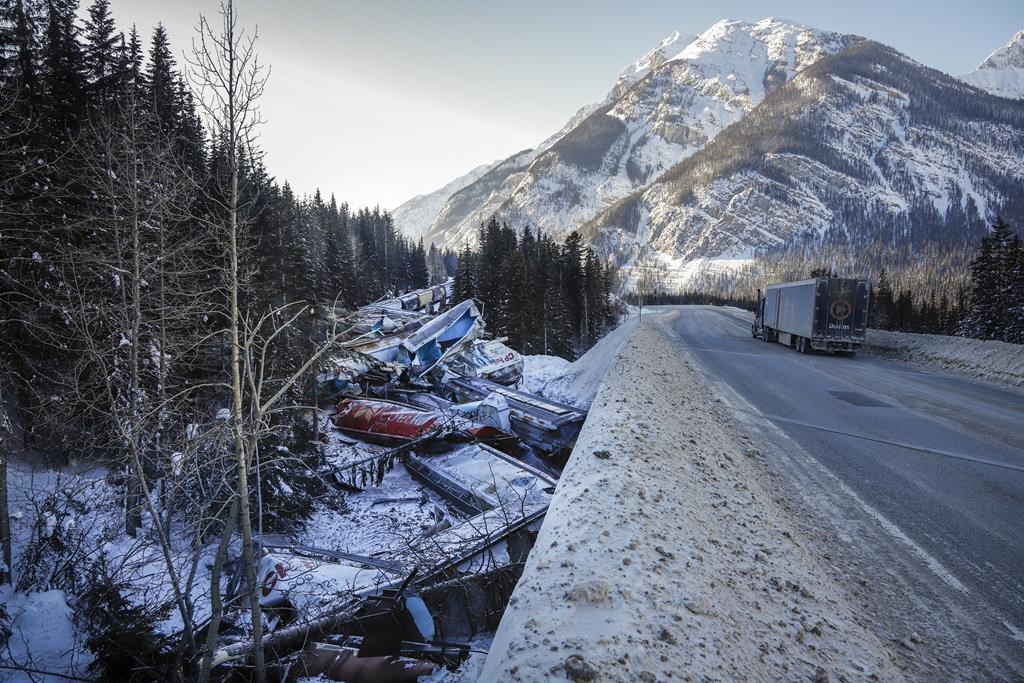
top-left (1002, 233), bottom-right (1024, 344)
top-left (960, 217), bottom-right (1019, 340)
top-left (454, 242), bottom-right (476, 301)
top-left (145, 23), bottom-right (176, 131)
top-left (873, 267), bottom-right (894, 329)
top-left (82, 0), bottom-right (119, 103)
top-left (410, 238), bottom-right (429, 288)
top-left (41, 0), bottom-right (86, 142)
top-left (561, 231), bottom-right (585, 344)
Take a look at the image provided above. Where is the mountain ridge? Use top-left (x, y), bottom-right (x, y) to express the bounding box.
top-left (394, 19), bottom-right (1024, 289)
top-left (960, 30), bottom-right (1024, 99)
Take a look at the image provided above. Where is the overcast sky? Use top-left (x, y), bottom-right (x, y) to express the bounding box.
top-left (104, 0), bottom-right (1024, 210)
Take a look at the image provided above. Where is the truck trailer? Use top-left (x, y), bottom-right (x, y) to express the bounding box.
top-left (752, 277), bottom-right (870, 354)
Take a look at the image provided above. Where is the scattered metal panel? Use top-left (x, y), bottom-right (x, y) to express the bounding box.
top-left (260, 541), bottom-right (405, 573)
top-left (404, 453), bottom-right (491, 516)
top-left (399, 300), bottom-right (483, 375)
top-left (444, 338), bottom-right (524, 385)
top-left (405, 443), bottom-right (555, 516)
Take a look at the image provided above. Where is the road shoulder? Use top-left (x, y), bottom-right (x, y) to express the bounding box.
top-left (481, 314), bottom-right (902, 682)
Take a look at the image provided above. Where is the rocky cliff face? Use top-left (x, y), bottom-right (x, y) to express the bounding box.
top-left (395, 19), bottom-right (854, 248)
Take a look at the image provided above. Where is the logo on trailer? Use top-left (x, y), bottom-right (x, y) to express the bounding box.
top-left (829, 299), bottom-right (852, 320)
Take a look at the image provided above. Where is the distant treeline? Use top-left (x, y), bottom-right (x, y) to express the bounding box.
top-left (453, 219), bottom-right (618, 359)
top-left (636, 218), bottom-right (1022, 343)
top-left (624, 290), bottom-right (756, 311)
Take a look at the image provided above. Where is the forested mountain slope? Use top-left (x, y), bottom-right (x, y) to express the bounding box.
top-left (581, 41), bottom-right (1024, 287)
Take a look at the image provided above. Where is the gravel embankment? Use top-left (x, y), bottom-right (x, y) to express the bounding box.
top-left (482, 315), bottom-right (902, 682)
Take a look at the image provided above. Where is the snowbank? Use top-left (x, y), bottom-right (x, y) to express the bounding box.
top-left (1, 587), bottom-right (90, 680)
top-left (521, 317), bottom-right (638, 409)
top-left (865, 329), bottom-right (1024, 388)
top-left (520, 355), bottom-right (571, 396)
top-left (482, 315), bottom-right (901, 682)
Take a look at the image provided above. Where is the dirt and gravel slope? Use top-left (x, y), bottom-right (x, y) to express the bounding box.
top-left (482, 314), bottom-right (902, 682)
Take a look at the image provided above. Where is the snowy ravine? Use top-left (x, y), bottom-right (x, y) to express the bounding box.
top-left (482, 312), bottom-right (901, 682)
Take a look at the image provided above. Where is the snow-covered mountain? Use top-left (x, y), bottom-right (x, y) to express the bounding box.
top-left (396, 18), bottom-right (853, 248)
top-left (391, 160), bottom-right (501, 242)
top-left (395, 19), bottom-right (1024, 288)
top-left (960, 31), bottom-right (1024, 99)
top-left (583, 42), bottom-right (1024, 287)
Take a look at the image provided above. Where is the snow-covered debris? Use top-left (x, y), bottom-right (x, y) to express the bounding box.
top-left (865, 328), bottom-right (1024, 388)
top-left (520, 355), bottom-right (570, 395)
top-left (483, 314), bottom-right (902, 682)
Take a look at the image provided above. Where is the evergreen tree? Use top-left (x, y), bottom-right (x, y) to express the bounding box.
top-left (873, 267), bottom-right (893, 329)
top-left (145, 23), bottom-right (176, 131)
top-left (960, 217), bottom-right (1020, 340)
top-left (1001, 232), bottom-right (1024, 344)
top-left (454, 242), bottom-right (476, 301)
top-left (41, 0), bottom-right (85, 141)
top-left (410, 238), bottom-right (429, 288)
top-left (82, 0), bottom-right (119, 103)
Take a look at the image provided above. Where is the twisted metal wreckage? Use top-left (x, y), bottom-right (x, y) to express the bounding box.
top-left (209, 281), bottom-right (586, 681)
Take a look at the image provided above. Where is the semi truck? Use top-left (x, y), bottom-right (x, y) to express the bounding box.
top-left (752, 277), bottom-right (870, 354)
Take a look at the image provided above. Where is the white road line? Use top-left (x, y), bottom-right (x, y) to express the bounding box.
top-left (704, 374), bottom-right (971, 596)
top-left (746, 411), bottom-right (1024, 474)
top-left (834, 480), bottom-right (968, 594)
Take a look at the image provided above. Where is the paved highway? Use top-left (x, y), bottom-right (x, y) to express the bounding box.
top-left (665, 306), bottom-right (1024, 679)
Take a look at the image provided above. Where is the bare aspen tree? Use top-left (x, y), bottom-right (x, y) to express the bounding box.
top-left (0, 364), bottom-right (11, 586)
top-left (188, 2), bottom-right (270, 679)
top-left (0, 92), bottom-right (35, 588)
top-left (61, 88), bottom-right (214, 675)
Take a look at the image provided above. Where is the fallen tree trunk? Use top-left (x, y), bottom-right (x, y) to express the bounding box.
top-left (210, 600), bottom-right (363, 670)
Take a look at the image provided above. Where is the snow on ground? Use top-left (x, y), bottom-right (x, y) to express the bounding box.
top-left (0, 587), bottom-right (88, 680)
top-left (1, 461), bottom-right (226, 681)
top-left (521, 315), bottom-right (638, 409)
top-left (482, 312), bottom-right (901, 682)
top-left (864, 328), bottom-right (1024, 389)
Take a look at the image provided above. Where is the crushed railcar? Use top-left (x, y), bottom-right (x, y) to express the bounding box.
top-left (444, 375), bottom-right (586, 457)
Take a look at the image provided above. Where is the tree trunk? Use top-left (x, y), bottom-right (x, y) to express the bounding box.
top-left (197, 497), bottom-right (239, 683)
top-left (229, 155), bottom-right (266, 682)
top-left (0, 370), bottom-right (12, 586)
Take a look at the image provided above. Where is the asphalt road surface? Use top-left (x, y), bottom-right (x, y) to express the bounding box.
top-left (665, 306), bottom-right (1024, 679)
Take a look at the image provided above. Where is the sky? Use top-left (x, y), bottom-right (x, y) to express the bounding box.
top-left (103, 0), bottom-right (1024, 210)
